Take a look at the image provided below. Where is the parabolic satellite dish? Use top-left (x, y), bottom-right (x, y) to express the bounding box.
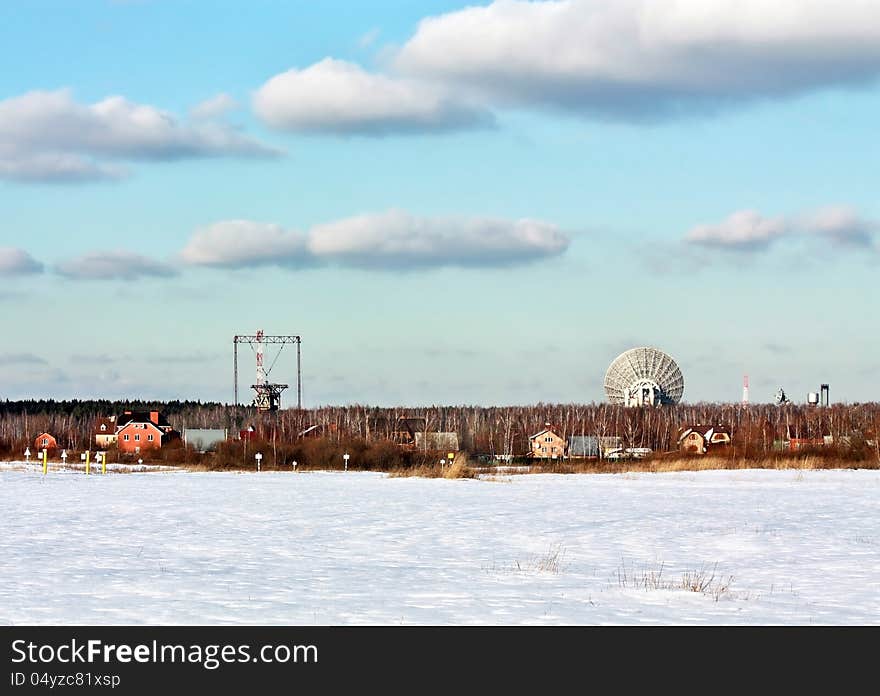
top-left (604, 347), bottom-right (685, 406)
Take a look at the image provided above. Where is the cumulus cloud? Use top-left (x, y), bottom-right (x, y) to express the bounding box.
top-left (253, 58), bottom-right (493, 135)
top-left (394, 0), bottom-right (880, 119)
top-left (685, 206), bottom-right (878, 252)
top-left (181, 210), bottom-right (569, 270)
top-left (179, 220), bottom-right (310, 269)
top-left (0, 247), bottom-right (44, 275)
top-left (308, 209), bottom-right (569, 268)
top-left (190, 93), bottom-right (239, 120)
top-left (685, 210), bottom-right (789, 251)
top-left (0, 89), bottom-right (280, 182)
top-left (55, 251), bottom-right (178, 280)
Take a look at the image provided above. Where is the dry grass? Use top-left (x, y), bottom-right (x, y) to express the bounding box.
top-left (482, 543), bottom-right (567, 575)
top-left (497, 453), bottom-right (879, 476)
top-left (388, 455), bottom-right (476, 479)
top-left (616, 561), bottom-right (734, 601)
top-left (531, 543), bottom-right (566, 573)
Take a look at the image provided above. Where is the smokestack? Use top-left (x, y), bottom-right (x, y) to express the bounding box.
top-left (742, 375), bottom-right (749, 406)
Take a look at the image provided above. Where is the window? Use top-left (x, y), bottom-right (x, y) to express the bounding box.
top-left (42, 438), bottom-right (48, 446)
top-left (100, 424), bottom-right (106, 431)
top-left (541, 446), bottom-right (546, 453)
top-left (124, 434), bottom-right (129, 441)
top-left (148, 434), bottom-right (154, 442)
top-left (135, 434), bottom-right (140, 442)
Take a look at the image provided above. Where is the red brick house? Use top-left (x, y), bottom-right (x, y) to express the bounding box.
top-left (34, 432), bottom-right (58, 453)
top-left (116, 411), bottom-right (178, 454)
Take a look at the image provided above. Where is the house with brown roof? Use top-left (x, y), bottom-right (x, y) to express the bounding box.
top-left (529, 424), bottom-right (566, 459)
top-left (94, 416), bottom-right (118, 448)
top-left (393, 417), bottom-right (427, 445)
top-left (677, 424), bottom-right (732, 454)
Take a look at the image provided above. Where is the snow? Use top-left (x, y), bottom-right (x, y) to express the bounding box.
top-left (1, 466), bottom-right (878, 625)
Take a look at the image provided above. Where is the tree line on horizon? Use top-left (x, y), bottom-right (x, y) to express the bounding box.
top-left (0, 399), bottom-right (878, 458)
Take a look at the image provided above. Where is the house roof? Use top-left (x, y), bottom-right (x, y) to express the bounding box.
top-left (529, 424), bottom-right (561, 440)
top-left (117, 411), bottom-right (172, 428)
top-left (677, 424), bottom-right (731, 441)
top-left (93, 417), bottom-right (117, 435)
top-left (395, 417), bottom-right (427, 437)
top-left (118, 420), bottom-right (168, 436)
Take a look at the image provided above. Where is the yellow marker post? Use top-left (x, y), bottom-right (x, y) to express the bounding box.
top-left (42, 449), bottom-right (47, 475)
top-left (85, 451), bottom-right (90, 475)
top-left (101, 453), bottom-right (106, 475)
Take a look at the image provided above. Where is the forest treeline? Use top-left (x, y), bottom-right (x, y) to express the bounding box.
top-left (1, 399), bottom-right (878, 459)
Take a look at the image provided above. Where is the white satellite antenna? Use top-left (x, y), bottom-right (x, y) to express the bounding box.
top-left (604, 347), bottom-right (685, 406)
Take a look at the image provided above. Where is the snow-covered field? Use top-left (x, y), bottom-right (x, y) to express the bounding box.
top-left (1, 466), bottom-right (878, 625)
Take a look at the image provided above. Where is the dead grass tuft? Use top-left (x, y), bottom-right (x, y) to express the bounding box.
top-left (483, 543), bottom-right (567, 575)
top-left (616, 561), bottom-right (734, 601)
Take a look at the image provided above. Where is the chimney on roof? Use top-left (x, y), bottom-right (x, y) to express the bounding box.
top-left (149, 411), bottom-right (159, 424)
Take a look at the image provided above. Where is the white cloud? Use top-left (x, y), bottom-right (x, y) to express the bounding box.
top-left (179, 220), bottom-right (310, 269)
top-left (55, 251), bottom-right (178, 280)
top-left (253, 58), bottom-right (493, 134)
top-left (801, 206), bottom-right (877, 248)
top-left (0, 89), bottom-right (280, 182)
top-left (394, 0), bottom-right (880, 119)
top-left (685, 206), bottom-right (878, 252)
top-left (181, 210), bottom-right (569, 270)
top-left (0, 247), bottom-right (44, 275)
top-left (685, 210), bottom-right (788, 251)
top-left (190, 93), bottom-right (239, 120)
top-left (308, 209), bottom-right (569, 268)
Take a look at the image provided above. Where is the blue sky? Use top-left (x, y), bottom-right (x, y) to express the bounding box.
top-left (1, 0), bottom-right (878, 406)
